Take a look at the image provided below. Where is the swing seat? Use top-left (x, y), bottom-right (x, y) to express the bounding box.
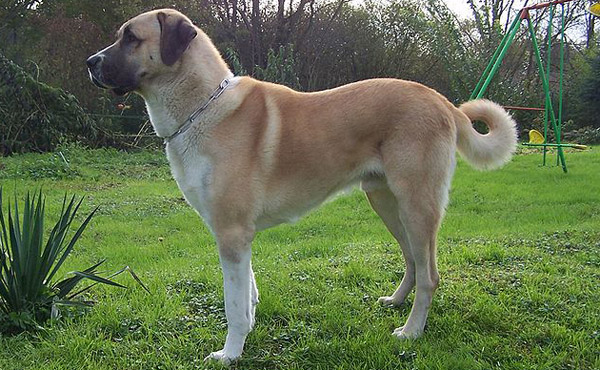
top-left (526, 129), bottom-right (589, 150)
top-left (589, 2), bottom-right (600, 17)
top-left (528, 129), bottom-right (545, 144)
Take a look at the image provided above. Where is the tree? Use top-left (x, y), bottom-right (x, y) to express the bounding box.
top-left (0, 0), bottom-right (597, 152)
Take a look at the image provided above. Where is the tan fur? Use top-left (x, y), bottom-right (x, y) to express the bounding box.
top-left (87, 9), bottom-right (518, 364)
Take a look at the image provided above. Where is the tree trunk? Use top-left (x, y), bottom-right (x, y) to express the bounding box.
top-left (252, 0), bottom-right (263, 68)
top-left (586, 13), bottom-right (596, 49)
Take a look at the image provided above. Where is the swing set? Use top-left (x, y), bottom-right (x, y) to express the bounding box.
top-left (470, 0), bottom-right (599, 173)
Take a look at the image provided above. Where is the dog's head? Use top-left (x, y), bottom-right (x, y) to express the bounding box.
top-left (86, 9), bottom-right (197, 96)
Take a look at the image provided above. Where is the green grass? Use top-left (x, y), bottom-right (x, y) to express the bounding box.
top-left (0, 145), bottom-right (599, 370)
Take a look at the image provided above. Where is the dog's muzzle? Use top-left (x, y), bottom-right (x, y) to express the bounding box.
top-left (86, 53), bottom-right (134, 96)
top-left (89, 72), bottom-right (108, 89)
top-left (86, 54), bottom-right (109, 89)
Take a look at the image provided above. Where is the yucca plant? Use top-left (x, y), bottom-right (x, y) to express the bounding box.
top-left (0, 188), bottom-right (147, 334)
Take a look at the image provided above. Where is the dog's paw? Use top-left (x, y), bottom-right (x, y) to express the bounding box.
top-left (204, 350), bottom-right (238, 365)
top-left (377, 296), bottom-right (402, 307)
top-left (392, 326), bottom-right (422, 339)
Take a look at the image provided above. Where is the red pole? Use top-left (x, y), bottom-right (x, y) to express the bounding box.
top-left (502, 105), bottom-right (545, 111)
top-left (523, 0), bottom-right (573, 11)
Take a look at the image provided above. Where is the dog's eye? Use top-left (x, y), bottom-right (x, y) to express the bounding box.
top-left (123, 29), bottom-right (140, 44)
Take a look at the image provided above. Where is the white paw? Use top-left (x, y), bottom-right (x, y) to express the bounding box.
top-left (378, 296), bottom-right (401, 307)
top-left (204, 350), bottom-right (238, 365)
top-left (392, 326), bottom-right (422, 339)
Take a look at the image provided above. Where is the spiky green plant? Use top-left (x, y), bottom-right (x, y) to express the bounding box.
top-left (0, 189), bottom-right (147, 333)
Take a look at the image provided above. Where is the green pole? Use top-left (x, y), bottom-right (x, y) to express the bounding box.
top-left (475, 16), bottom-right (523, 99)
top-left (470, 15), bottom-right (522, 100)
top-left (543, 5), bottom-right (555, 166)
top-left (557, 4), bottom-right (566, 166)
top-left (523, 143), bottom-right (586, 149)
top-left (527, 17), bottom-right (567, 173)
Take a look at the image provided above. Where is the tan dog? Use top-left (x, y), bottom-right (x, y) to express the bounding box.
top-left (87, 9), bottom-right (517, 364)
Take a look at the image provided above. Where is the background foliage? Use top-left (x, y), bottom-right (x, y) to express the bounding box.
top-left (0, 54), bottom-right (99, 155)
top-left (0, 0), bottom-right (599, 153)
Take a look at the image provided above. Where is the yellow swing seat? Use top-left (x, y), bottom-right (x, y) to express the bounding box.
top-left (589, 2), bottom-right (600, 17)
top-left (527, 129), bottom-right (588, 150)
top-left (528, 129), bottom-right (545, 144)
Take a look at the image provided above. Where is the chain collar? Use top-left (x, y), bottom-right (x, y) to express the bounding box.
top-left (161, 77), bottom-right (231, 144)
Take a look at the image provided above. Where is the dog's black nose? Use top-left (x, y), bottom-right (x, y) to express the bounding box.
top-left (86, 54), bottom-right (102, 69)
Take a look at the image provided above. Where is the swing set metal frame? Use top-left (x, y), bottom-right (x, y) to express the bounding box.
top-left (470, 0), bottom-right (577, 173)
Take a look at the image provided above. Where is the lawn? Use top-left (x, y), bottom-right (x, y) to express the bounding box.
top-left (0, 145), bottom-right (599, 370)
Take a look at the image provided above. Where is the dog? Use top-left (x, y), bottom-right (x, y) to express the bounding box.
top-left (87, 8), bottom-right (517, 364)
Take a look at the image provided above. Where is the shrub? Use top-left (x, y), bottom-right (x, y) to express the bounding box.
top-left (255, 45), bottom-right (302, 90)
top-left (227, 45), bottom-right (301, 90)
top-left (563, 126), bottom-right (600, 145)
top-left (0, 189), bottom-right (148, 334)
top-left (0, 53), bottom-right (98, 155)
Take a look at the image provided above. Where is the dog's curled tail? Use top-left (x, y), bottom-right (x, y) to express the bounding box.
top-left (455, 99), bottom-right (518, 171)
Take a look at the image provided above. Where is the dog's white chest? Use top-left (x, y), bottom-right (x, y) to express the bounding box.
top-left (166, 144), bottom-right (215, 228)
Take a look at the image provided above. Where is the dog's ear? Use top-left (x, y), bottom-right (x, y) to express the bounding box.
top-left (157, 12), bottom-right (198, 66)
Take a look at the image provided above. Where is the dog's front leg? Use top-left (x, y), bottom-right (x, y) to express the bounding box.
top-left (205, 226), bottom-right (255, 365)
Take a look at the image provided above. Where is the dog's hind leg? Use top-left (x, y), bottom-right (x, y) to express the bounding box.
top-left (363, 184), bottom-right (415, 307)
top-left (384, 150), bottom-right (453, 339)
top-left (388, 182), bottom-right (442, 339)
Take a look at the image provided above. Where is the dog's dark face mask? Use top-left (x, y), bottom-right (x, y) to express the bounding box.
top-left (86, 25), bottom-right (145, 96)
top-left (86, 11), bottom-right (197, 96)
